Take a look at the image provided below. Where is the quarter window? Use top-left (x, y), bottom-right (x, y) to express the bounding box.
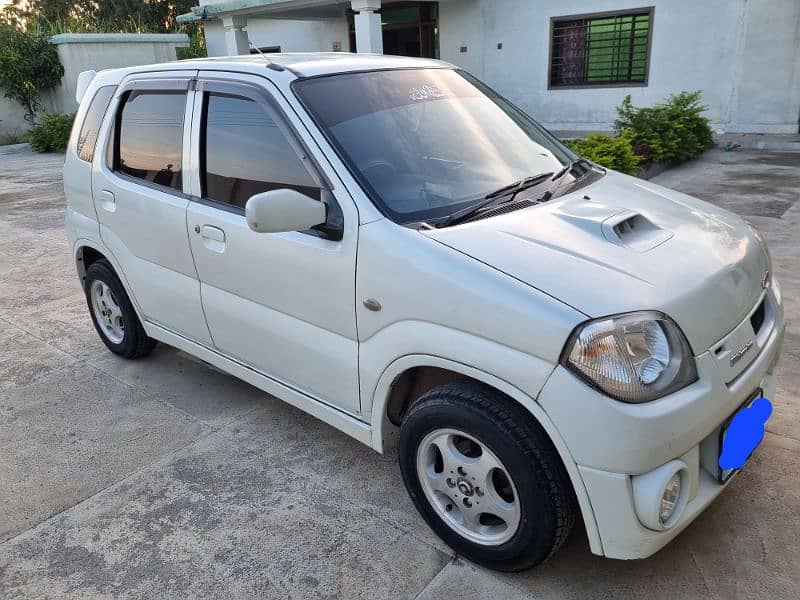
top-left (77, 85), bottom-right (116, 162)
top-left (550, 9), bottom-right (652, 88)
top-left (201, 92), bottom-right (320, 209)
top-left (114, 91), bottom-right (186, 191)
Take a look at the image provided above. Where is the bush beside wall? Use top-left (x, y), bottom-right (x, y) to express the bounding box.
top-left (564, 133), bottom-right (642, 175)
top-left (565, 91), bottom-right (712, 175)
top-left (27, 111), bottom-right (73, 152)
top-left (615, 91), bottom-right (713, 164)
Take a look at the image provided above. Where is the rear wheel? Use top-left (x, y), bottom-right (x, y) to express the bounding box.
top-left (398, 380), bottom-right (576, 571)
top-left (84, 259), bottom-right (156, 358)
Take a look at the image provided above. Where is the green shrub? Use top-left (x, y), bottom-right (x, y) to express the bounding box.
top-left (177, 28), bottom-right (207, 60)
top-left (564, 132), bottom-right (642, 175)
top-left (0, 16), bottom-right (64, 122)
top-left (27, 111), bottom-right (74, 152)
top-left (614, 91), bottom-right (712, 163)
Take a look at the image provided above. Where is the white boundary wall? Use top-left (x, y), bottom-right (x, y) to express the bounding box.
top-left (1, 33), bottom-right (188, 137)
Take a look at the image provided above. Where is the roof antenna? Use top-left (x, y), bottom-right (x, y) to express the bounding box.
top-left (249, 41), bottom-right (284, 71)
top-left (249, 41), bottom-right (269, 62)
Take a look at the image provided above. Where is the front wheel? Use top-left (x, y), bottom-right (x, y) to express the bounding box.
top-left (398, 380), bottom-right (576, 571)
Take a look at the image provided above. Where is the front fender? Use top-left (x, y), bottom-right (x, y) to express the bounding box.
top-left (360, 320), bottom-right (555, 422)
top-left (368, 351), bottom-right (603, 556)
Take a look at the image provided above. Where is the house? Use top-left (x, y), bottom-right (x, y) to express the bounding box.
top-left (178, 0), bottom-right (800, 134)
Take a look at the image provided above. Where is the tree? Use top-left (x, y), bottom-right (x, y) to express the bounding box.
top-left (0, 11), bottom-right (64, 122)
top-left (9, 0), bottom-right (199, 32)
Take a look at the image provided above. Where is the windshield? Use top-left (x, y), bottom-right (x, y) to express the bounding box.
top-left (293, 68), bottom-right (581, 225)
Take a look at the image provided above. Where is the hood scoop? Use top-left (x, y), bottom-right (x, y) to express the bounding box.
top-left (550, 199), bottom-right (673, 253)
top-left (601, 210), bottom-right (673, 252)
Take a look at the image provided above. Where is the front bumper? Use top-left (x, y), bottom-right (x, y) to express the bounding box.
top-left (538, 284), bottom-right (785, 559)
top-left (580, 368), bottom-right (777, 559)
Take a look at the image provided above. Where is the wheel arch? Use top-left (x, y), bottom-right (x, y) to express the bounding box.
top-left (73, 239), bottom-right (146, 322)
top-left (75, 244), bottom-right (105, 281)
top-left (370, 354), bottom-right (603, 555)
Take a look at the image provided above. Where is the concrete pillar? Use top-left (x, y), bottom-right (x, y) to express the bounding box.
top-left (222, 15), bottom-right (250, 56)
top-left (351, 0), bottom-right (383, 54)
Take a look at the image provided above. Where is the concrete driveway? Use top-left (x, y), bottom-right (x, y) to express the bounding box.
top-left (1, 144), bottom-right (798, 599)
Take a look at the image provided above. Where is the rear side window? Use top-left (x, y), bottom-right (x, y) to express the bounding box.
top-left (77, 85), bottom-right (116, 162)
top-left (201, 92), bottom-right (320, 209)
top-left (114, 91), bottom-right (186, 191)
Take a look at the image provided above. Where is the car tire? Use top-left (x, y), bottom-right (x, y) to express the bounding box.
top-left (84, 259), bottom-right (156, 359)
top-left (398, 379), bottom-right (576, 571)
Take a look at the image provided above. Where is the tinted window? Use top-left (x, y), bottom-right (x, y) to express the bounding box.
top-left (202, 93), bottom-right (319, 209)
top-left (77, 85), bottom-right (116, 162)
top-left (294, 69), bottom-right (579, 224)
top-left (116, 91), bottom-right (185, 191)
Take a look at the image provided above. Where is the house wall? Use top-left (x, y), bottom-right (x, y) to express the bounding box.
top-left (438, 0), bottom-right (800, 133)
top-left (203, 17), bottom-right (349, 56)
top-left (197, 0), bottom-right (800, 134)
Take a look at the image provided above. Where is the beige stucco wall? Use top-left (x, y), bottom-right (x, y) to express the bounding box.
top-left (0, 33), bottom-right (188, 137)
top-left (50, 33), bottom-right (189, 113)
top-left (0, 97), bottom-right (31, 139)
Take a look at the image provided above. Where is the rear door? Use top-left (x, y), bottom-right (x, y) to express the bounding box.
top-left (93, 72), bottom-right (211, 344)
top-left (185, 72), bottom-right (361, 414)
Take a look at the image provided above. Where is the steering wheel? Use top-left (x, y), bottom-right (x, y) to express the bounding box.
top-left (360, 159), bottom-right (397, 182)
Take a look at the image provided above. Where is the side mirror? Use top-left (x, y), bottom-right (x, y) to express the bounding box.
top-left (245, 188), bottom-right (327, 234)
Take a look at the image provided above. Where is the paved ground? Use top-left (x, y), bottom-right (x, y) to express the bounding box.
top-left (0, 144), bottom-right (798, 599)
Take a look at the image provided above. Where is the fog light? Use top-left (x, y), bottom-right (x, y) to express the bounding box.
top-left (632, 459), bottom-right (689, 530)
top-left (659, 473), bottom-right (681, 525)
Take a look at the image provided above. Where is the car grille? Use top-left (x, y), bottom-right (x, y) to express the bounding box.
top-left (750, 298), bottom-right (766, 335)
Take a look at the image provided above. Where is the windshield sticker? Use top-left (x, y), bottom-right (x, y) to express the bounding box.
top-left (409, 85), bottom-right (445, 101)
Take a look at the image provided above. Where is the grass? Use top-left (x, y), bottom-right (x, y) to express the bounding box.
top-left (0, 131), bottom-right (28, 146)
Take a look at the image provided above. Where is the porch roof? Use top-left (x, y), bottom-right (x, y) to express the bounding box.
top-left (177, 0), bottom-right (353, 23)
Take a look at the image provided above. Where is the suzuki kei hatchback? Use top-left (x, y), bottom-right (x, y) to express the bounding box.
top-left (64, 54), bottom-right (784, 571)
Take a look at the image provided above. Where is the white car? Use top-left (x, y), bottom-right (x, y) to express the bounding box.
top-left (64, 53), bottom-right (784, 571)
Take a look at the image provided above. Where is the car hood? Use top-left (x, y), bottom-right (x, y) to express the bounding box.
top-left (423, 171), bottom-right (768, 353)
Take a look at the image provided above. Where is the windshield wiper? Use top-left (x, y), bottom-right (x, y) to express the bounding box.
top-left (436, 172), bottom-right (554, 228)
top-left (552, 158), bottom-right (594, 181)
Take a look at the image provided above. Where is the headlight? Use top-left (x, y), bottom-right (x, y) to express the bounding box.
top-left (562, 311), bottom-right (697, 403)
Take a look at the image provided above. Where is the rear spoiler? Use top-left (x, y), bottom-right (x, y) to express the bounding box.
top-left (75, 70), bottom-right (97, 104)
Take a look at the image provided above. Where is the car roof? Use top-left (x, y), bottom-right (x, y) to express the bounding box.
top-left (198, 53), bottom-right (453, 77)
top-left (95, 53), bottom-right (454, 83)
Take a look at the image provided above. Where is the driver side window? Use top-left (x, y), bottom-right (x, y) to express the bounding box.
top-left (200, 92), bottom-right (321, 209)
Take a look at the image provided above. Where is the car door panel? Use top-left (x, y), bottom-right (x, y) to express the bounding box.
top-left (92, 75), bottom-right (211, 344)
top-left (189, 202), bottom-right (359, 405)
top-left (186, 74), bottom-right (360, 414)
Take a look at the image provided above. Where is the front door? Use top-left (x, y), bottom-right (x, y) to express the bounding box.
top-left (185, 73), bottom-right (361, 414)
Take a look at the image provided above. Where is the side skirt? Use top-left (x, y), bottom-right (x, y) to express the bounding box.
top-left (144, 321), bottom-right (373, 447)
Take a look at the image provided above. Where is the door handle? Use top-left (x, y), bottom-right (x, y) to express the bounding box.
top-left (99, 190), bottom-right (115, 212)
top-left (199, 225), bottom-right (226, 253)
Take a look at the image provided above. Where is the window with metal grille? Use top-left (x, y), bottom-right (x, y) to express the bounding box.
top-left (550, 9), bottom-right (653, 88)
